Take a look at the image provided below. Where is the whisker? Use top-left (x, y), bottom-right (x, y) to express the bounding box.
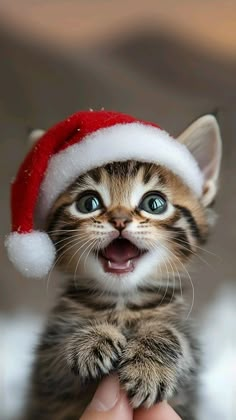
top-left (148, 240), bottom-right (187, 308)
top-left (163, 236), bottom-right (214, 270)
top-left (67, 237), bottom-right (96, 266)
top-left (52, 232), bottom-right (93, 247)
top-left (46, 234), bottom-right (94, 292)
top-left (83, 238), bottom-right (102, 273)
top-left (148, 229), bottom-right (216, 270)
top-left (73, 239), bottom-right (97, 281)
top-left (160, 243), bottom-right (194, 319)
top-left (47, 229), bottom-right (78, 234)
top-left (54, 235), bottom-right (90, 255)
top-left (46, 235), bottom-right (97, 292)
top-left (148, 242), bottom-right (171, 305)
top-left (166, 231), bottom-right (219, 258)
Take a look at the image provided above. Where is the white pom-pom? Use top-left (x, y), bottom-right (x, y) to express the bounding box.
top-left (5, 231), bottom-right (56, 278)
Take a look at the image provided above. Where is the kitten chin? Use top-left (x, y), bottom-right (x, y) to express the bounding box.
top-left (69, 246), bottom-right (170, 294)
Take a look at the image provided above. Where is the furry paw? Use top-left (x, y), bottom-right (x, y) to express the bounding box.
top-left (118, 338), bottom-right (179, 408)
top-left (66, 324), bottom-right (126, 381)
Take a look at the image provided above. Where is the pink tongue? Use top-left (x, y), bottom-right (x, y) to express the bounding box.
top-left (102, 239), bottom-right (140, 263)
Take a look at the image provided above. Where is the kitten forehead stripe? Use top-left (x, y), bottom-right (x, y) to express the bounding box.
top-left (87, 168), bottom-right (102, 184)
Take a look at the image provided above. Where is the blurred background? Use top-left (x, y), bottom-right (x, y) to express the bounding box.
top-left (0, 1), bottom-right (235, 419)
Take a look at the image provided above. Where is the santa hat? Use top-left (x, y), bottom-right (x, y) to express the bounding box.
top-left (5, 110), bottom-right (203, 278)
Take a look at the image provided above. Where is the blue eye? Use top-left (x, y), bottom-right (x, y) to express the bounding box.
top-left (139, 193), bottom-right (167, 215)
top-left (76, 194), bottom-right (102, 213)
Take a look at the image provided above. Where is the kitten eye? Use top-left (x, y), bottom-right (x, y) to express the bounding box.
top-left (76, 194), bottom-right (102, 213)
top-left (139, 193), bottom-right (167, 215)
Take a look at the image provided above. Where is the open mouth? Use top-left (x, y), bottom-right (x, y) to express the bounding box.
top-left (98, 238), bottom-right (147, 274)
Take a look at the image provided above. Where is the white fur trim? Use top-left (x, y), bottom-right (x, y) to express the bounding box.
top-left (5, 231), bottom-right (55, 278)
top-left (38, 123), bottom-right (204, 221)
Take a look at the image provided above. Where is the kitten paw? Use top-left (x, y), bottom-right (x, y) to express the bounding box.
top-left (118, 339), bottom-right (178, 408)
top-left (66, 324), bottom-right (126, 381)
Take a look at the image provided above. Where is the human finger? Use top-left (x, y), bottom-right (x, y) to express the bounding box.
top-left (134, 401), bottom-right (181, 420)
top-left (80, 375), bottom-right (133, 420)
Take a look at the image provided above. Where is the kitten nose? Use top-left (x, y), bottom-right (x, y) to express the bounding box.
top-left (110, 216), bottom-right (131, 231)
top-left (108, 209), bottom-right (132, 231)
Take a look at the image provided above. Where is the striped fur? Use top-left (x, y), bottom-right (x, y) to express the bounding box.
top-left (25, 161), bottom-right (213, 419)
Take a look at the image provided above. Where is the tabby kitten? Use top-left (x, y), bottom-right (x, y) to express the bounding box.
top-left (26, 115), bottom-right (221, 420)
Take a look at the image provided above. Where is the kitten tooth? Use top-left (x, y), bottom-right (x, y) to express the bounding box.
top-left (127, 260), bottom-right (131, 267)
top-left (108, 260), bottom-right (112, 267)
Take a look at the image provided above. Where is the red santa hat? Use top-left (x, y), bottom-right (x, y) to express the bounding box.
top-left (5, 110), bottom-right (203, 278)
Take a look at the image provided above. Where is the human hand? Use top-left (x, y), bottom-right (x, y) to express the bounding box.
top-left (80, 375), bottom-right (181, 420)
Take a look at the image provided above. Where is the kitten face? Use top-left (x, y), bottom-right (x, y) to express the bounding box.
top-left (47, 161), bottom-right (208, 293)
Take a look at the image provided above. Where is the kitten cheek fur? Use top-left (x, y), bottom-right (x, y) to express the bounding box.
top-left (26, 116), bottom-right (221, 419)
top-left (47, 164), bottom-right (208, 288)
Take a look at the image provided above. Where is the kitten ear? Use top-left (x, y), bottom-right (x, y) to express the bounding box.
top-left (178, 115), bottom-right (222, 206)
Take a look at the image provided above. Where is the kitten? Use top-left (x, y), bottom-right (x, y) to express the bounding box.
top-left (25, 115), bottom-right (221, 420)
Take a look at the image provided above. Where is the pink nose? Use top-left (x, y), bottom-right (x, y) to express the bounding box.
top-left (110, 216), bottom-right (131, 231)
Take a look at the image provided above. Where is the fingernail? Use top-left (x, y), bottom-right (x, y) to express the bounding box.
top-left (89, 375), bottom-right (120, 412)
